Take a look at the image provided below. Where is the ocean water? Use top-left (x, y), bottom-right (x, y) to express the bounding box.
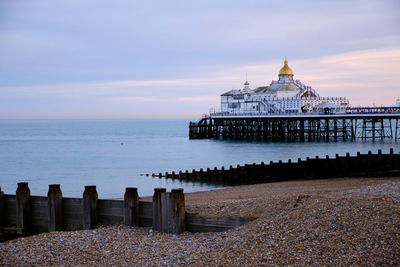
top-left (0, 119), bottom-right (398, 198)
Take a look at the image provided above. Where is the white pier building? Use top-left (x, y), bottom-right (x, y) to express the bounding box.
top-left (220, 59), bottom-right (349, 115)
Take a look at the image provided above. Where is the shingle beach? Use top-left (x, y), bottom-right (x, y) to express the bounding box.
top-left (1, 177), bottom-right (399, 266)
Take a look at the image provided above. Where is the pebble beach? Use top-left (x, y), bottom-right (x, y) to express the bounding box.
top-left (1, 177), bottom-right (399, 266)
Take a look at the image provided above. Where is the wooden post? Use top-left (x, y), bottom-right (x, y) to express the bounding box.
top-left (152, 188), bottom-right (166, 232)
top-left (83, 185), bottom-right (98, 230)
top-left (0, 186), bottom-right (4, 226)
top-left (159, 189), bottom-right (185, 234)
top-left (124, 187), bottom-right (139, 227)
top-left (170, 189), bottom-right (185, 234)
top-left (16, 182), bottom-right (31, 233)
top-left (47, 184), bottom-right (63, 232)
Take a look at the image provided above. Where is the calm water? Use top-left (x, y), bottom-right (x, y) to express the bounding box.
top-left (0, 119), bottom-right (398, 198)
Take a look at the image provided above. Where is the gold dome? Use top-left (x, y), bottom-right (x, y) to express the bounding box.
top-left (279, 58), bottom-right (293, 75)
top-left (244, 80), bottom-right (249, 85)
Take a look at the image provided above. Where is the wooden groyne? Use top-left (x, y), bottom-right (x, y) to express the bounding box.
top-left (157, 149), bottom-right (400, 185)
top-left (0, 184), bottom-right (253, 242)
top-left (189, 113), bottom-right (400, 141)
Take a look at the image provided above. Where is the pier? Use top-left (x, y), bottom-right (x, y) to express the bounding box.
top-left (189, 110), bottom-right (400, 141)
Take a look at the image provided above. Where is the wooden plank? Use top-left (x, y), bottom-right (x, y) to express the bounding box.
top-left (3, 195), bottom-right (16, 226)
top-left (185, 213), bottom-right (254, 232)
top-left (97, 200), bottom-right (123, 216)
top-left (97, 214), bottom-right (123, 224)
top-left (30, 196), bottom-right (49, 233)
top-left (63, 198), bottom-right (83, 231)
top-left (139, 201), bottom-right (153, 227)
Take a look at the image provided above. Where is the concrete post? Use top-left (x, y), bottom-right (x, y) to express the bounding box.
top-left (47, 184), bottom-right (63, 232)
top-left (152, 188), bottom-right (166, 232)
top-left (83, 185), bottom-right (98, 230)
top-left (16, 182), bottom-right (31, 232)
top-left (124, 187), bottom-right (139, 227)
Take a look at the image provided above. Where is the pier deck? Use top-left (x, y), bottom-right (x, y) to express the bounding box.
top-left (189, 112), bottom-right (400, 141)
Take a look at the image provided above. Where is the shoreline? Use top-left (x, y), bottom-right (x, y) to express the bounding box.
top-left (1, 177), bottom-right (399, 265)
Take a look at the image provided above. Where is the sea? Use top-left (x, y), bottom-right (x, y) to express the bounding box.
top-left (0, 119), bottom-right (398, 198)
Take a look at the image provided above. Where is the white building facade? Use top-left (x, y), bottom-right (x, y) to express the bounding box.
top-left (220, 59), bottom-right (349, 115)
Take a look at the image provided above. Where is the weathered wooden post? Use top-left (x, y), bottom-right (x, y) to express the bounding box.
top-left (191, 169), bottom-right (196, 181)
top-left (389, 148), bottom-right (395, 169)
top-left (220, 166), bottom-right (225, 183)
top-left (47, 184), bottom-right (63, 232)
top-left (169, 189), bottom-right (185, 234)
top-left (83, 185), bottom-right (98, 230)
top-left (159, 189), bottom-right (185, 234)
top-left (124, 187), bottom-right (139, 227)
top-left (199, 168), bottom-right (204, 180)
top-left (16, 182), bottom-right (31, 233)
top-left (152, 188), bottom-right (166, 232)
top-left (0, 186), bottom-right (4, 226)
top-left (212, 167), bottom-right (218, 182)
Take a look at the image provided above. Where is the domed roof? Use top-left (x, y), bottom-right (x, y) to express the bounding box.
top-left (279, 58), bottom-right (293, 75)
top-left (244, 80), bottom-right (249, 85)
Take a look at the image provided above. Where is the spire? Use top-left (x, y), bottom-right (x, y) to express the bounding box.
top-left (279, 57), bottom-right (293, 75)
top-left (243, 73), bottom-right (250, 89)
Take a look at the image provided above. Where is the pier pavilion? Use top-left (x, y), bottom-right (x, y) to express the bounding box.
top-left (189, 59), bottom-right (400, 141)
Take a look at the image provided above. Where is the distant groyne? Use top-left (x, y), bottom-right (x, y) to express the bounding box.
top-left (156, 149), bottom-right (400, 185)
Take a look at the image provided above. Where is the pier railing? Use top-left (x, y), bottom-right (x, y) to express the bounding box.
top-left (156, 149), bottom-right (400, 185)
top-left (209, 107), bottom-right (400, 117)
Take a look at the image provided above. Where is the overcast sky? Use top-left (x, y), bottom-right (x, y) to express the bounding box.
top-left (1, 0), bottom-right (399, 118)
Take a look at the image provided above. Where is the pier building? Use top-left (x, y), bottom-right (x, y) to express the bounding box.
top-left (189, 58), bottom-right (400, 141)
top-left (221, 59), bottom-right (349, 115)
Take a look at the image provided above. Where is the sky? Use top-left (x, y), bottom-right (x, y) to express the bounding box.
top-left (0, 0), bottom-right (399, 118)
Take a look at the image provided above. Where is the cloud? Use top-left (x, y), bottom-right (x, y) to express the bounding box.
top-left (175, 96), bottom-right (218, 102)
top-left (109, 97), bottom-right (162, 103)
top-left (1, 46), bottom-right (399, 117)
